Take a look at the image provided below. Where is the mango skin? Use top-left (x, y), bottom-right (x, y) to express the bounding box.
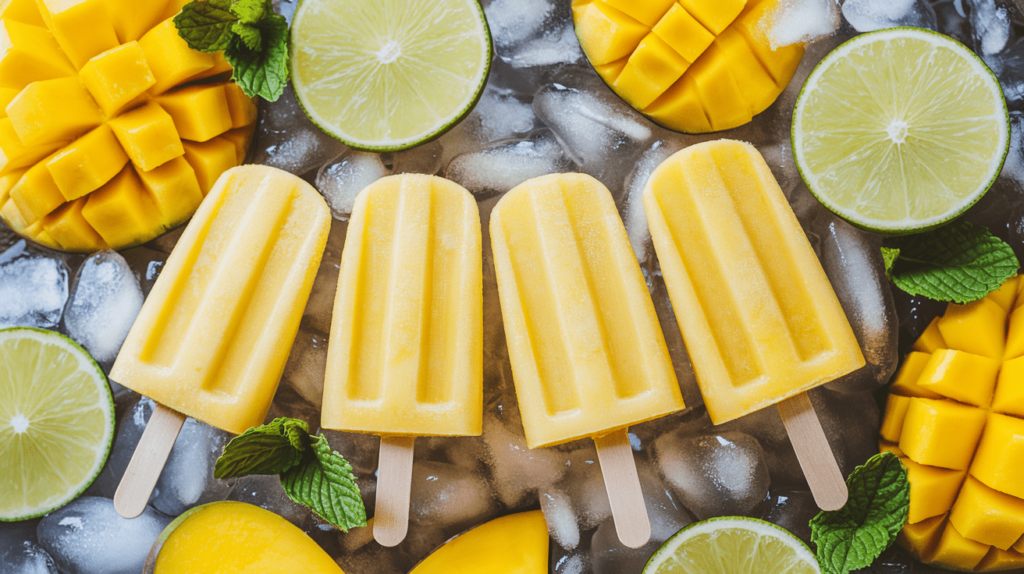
top-left (572, 0), bottom-right (804, 133)
top-left (881, 276), bottom-right (1024, 572)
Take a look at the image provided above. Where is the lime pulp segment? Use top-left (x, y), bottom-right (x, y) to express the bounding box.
top-left (0, 328), bottom-right (114, 520)
top-left (290, 0), bottom-right (491, 151)
top-left (643, 517), bottom-right (820, 574)
top-left (792, 28), bottom-right (1009, 234)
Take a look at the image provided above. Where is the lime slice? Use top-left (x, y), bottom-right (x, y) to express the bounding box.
top-left (290, 0), bottom-right (491, 152)
top-left (0, 328), bottom-right (114, 521)
top-left (792, 28), bottom-right (1009, 234)
top-left (643, 517), bottom-right (819, 574)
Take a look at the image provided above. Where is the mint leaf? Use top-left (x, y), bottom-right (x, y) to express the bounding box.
top-left (174, 0), bottom-right (236, 52)
top-left (810, 452), bottom-right (910, 574)
top-left (281, 434), bottom-right (367, 532)
top-left (882, 221), bottom-right (1019, 304)
top-left (214, 417), bottom-right (308, 478)
top-left (225, 13), bottom-right (288, 101)
top-left (231, 0), bottom-right (269, 24)
top-left (232, 21), bottom-right (262, 51)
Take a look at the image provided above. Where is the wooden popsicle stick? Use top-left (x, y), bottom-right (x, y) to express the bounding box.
top-left (778, 393), bottom-right (848, 511)
top-left (373, 435), bottom-right (416, 547)
top-left (594, 428), bottom-right (651, 549)
top-left (114, 404), bottom-right (187, 519)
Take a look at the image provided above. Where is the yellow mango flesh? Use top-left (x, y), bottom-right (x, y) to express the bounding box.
top-left (410, 511), bottom-right (548, 574)
top-left (883, 275), bottom-right (1024, 570)
top-left (153, 502), bottom-right (343, 574)
top-left (0, 0), bottom-right (254, 252)
top-left (573, 0), bottom-right (804, 133)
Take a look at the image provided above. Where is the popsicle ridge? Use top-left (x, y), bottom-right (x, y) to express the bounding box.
top-left (110, 166), bottom-right (331, 435)
top-left (644, 140), bottom-right (864, 424)
top-left (491, 173), bottom-right (685, 449)
top-left (322, 174), bottom-right (482, 437)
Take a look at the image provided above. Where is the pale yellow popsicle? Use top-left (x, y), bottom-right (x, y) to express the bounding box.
top-left (110, 165), bottom-right (332, 435)
top-left (490, 173), bottom-right (685, 449)
top-left (643, 140), bottom-right (864, 424)
top-left (321, 174), bottom-right (482, 437)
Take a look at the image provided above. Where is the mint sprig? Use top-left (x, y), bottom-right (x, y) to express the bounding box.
top-left (215, 417), bottom-right (367, 532)
top-left (809, 452), bottom-right (910, 574)
top-left (881, 220), bottom-right (1019, 304)
top-left (173, 0), bottom-right (288, 101)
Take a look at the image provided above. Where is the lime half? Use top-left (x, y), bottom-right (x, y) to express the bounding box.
top-left (0, 328), bottom-right (114, 521)
top-left (792, 28), bottom-right (1009, 234)
top-left (643, 517), bottom-right (820, 574)
top-left (290, 0), bottom-right (491, 152)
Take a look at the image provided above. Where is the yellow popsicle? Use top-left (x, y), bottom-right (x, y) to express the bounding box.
top-left (322, 174), bottom-right (482, 436)
top-left (643, 139), bottom-right (864, 424)
top-left (110, 165), bottom-right (332, 435)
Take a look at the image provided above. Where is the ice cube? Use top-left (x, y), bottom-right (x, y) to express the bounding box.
top-left (0, 540), bottom-right (59, 574)
top-left (484, 0), bottom-right (555, 51)
top-left (315, 150), bottom-right (389, 221)
top-left (934, 0), bottom-right (975, 46)
top-left (63, 251), bottom-right (143, 364)
top-left (653, 431), bottom-right (770, 520)
top-left (281, 325), bottom-right (328, 409)
top-left (0, 240), bottom-right (69, 330)
top-left (228, 474), bottom-right (313, 529)
top-left (252, 86), bottom-right (346, 175)
top-left (841, 0), bottom-right (937, 32)
top-left (757, 0), bottom-right (842, 48)
top-left (812, 214), bottom-right (898, 393)
top-left (763, 490), bottom-right (817, 545)
top-left (485, 0), bottom-right (582, 70)
top-left (622, 140), bottom-right (686, 263)
top-left (559, 445), bottom-right (611, 530)
top-left (480, 405), bottom-right (568, 508)
top-left (967, 0), bottom-right (1015, 55)
top-left (553, 551), bottom-right (591, 574)
top-left (445, 129), bottom-right (577, 198)
top-left (540, 489), bottom-right (580, 550)
top-left (409, 461), bottom-right (499, 532)
top-left (502, 21), bottom-right (584, 70)
top-left (533, 70), bottom-right (655, 194)
top-left (118, 246), bottom-right (167, 296)
top-left (36, 496), bottom-right (171, 574)
top-left (473, 86), bottom-right (538, 143)
top-left (387, 140), bottom-right (445, 175)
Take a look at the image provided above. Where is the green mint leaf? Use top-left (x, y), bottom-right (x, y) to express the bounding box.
top-left (810, 452), bottom-right (910, 574)
top-left (224, 13), bottom-right (289, 101)
top-left (173, 0), bottom-right (237, 52)
top-left (213, 417), bottom-right (308, 478)
top-left (230, 0), bottom-right (269, 24)
top-left (232, 21), bottom-right (262, 51)
top-left (881, 220), bottom-right (1019, 304)
top-left (280, 434), bottom-right (367, 532)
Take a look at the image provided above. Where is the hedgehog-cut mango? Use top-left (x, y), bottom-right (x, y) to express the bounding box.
top-left (572, 0), bottom-right (804, 133)
top-left (0, 0), bottom-right (257, 253)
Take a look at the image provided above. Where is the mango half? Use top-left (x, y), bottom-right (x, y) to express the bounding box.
top-left (572, 0), bottom-right (803, 133)
top-left (144, 501), bottom-right (344, 574)
top-left (0, 0), bottom-right (256, 252)
top-left (880, 276), bottom-right (1024, 571)
top-left (410, 511), bottom-right (548, 574)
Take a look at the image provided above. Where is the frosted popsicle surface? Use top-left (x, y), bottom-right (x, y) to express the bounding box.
top-left (644, 140), bottom-right (864, 424)
top-left (110, 166), bottom-right (332, 435)
top-left (322, 175), bottom-right (483, 437)
top-left (490, 173), bottom-right (685, 449)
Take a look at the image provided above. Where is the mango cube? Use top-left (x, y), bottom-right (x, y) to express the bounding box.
top-left (913, 317), bottom-right (947, 353)
top-left (41, 196), bottom-right (105, 250)
top-left (223, 83), bottom-right (257, 129)
top-left (103, 0), bottom-right (167, 43)
top-left (977, 548), bottom-right (1024, 571)
top-left (902, 457), bottom-right (964, 524)
top-left (81, 166), bottom-right (160, 247)
top-left (107, 102), bottom-right (183, 171)
top-left (599, 0), bottom-right (676, 28)
top-left (36, 0), bottom-right (119, 68)
top-left (6, 76), bottom-right (102, 146)
top-left (879, 394), bottom-right (912, 443)
top-left (899, 398), bottom-right (986, 470)
top-left (889, 351), bottom-right (944, 399)
top-left (651, 3), bottom-right (714, 63)
top-left (1, 197), bottom-right (26, 229)
top-left (2, 0), bottom-right (45, 26)
top-left (926, 520), bottom-right (991, 571)
top-left (79, 42), bottom-right (155, 116)
top-left (613, 33), bottom-right (690, 109)
top-left (182, 138), bottom-right (237, 195)
top-left (950, 476), bottom-right (1024, 550)
top-left (220, 126), bottom-right (254, 163)
top-left (678, 0), bottom-right (746, 35)
top-left (157, 84), bottom-right (232, 142)
top-left (138, 18), bottom-right (215, 95)
top-left (970, 413), bottom-right (1024, 499)
top-left (993, 356), bottom-right (1024, 417)
top-left (938, 298), bottom-right (1007, 360)
top-left (135, 155), bottom-right (201, 225)
top-left (0, 116), bottom-right (64, 174)
top-left (686, 42), bottom-right (750, 131)
top-left (45, 123), bottom-right (127, 200)
top-left (916, 349), bottom-right (1000, 408)
top-left (1006, 305), bottom-right (1024, 360)
top-left (9, 156), bottom-right (64, 223)
top-left (573, 2), bottom-right (648, 65)
top-left (0, 18), bottom-right (75, 89)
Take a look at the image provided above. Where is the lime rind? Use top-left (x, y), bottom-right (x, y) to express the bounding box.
top-left (792, 27), bottom-right (1010, 235)
top-left (289, 0), bottom-right (492, 152)
top-left (0, 327), bottom-right (114, 521)
top-left (643, 516), bottom-right (820, 574)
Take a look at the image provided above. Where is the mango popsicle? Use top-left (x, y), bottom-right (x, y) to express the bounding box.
top-left (490, 173), bottom-right (685, 548)
top-left (643, 139), bottom-right (864, 509)
top-left (322, 174), bottom-right (482, 546)
top-left (110, 165), bottom-right (331, 517)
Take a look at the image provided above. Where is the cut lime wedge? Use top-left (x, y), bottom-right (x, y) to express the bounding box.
top-left (290, 0), bottom-right (491, 152)
top-left (643, 517), bottom-right (820, 574)
top-left (792, 28), bottom-right (1009, 234)
top-left (0, 328), bottom-right (114, 521)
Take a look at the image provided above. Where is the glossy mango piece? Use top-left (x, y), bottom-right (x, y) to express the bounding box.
top-left (157, 84), bottom-right (233, 143)
top-left (902, 457), bottom-right (964, 525)
top-left (912, 317), bottom-right (947, 353)
top-left (108, 102), bottom-right (184, 172)
top-left (950, 476), bottom-right (1024, 551)
top-left (46, 123), bottom-right (128, 200)
top-left (937, 298), bottom-right (1007, 360)
top-left (79, 41), bottom-right (155, 116)
top-left (182, 138), bottom-right (237, 195)
top-left (81, 166), bottom-right (160, 247)
top-left (7, 76), bottom-right (103, 146)
top-left (970, 413), bottom-right (1024, 500)
top-left (916, 349), bottom-right (1000, 408)
top-left (0, 18), bottom-right (75, 89)
top-left (42, 197), bottom-right (107, 250)
top-left (573, 0), bottom-right (804, 133)
top-left (410, 511), bottom-right (548, 574)
top-left (36, 0), bottom-right (119, 68)
top-left (138, 18), bottom-right (215, 95)
top-left (926, 521), bottom-right (991, 571)
top-left (136, 155), bottom-right (202, 226)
